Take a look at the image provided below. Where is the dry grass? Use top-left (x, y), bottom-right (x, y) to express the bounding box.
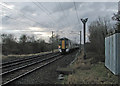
top-left (65, 62), bottom-right (118, 84)
top-left (70, 51), bottom-right (92, 70)
top-left (2, 49), bottom-right (58, 59)
top-left (62, 51), bottom-right (118, 84)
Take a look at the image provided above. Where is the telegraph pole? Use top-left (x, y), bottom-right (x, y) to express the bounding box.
top-left (79, 31), bottom-right (81, 51)
top-left (52, 31), bottom-right (54, 53)
top-left (118, 1), bottom-right (120, 14)
top-left (118, 1), bottom-right (120, 31)
top-left (81, 18), bottom-right (88, 59)
top-left (75, 37), bottom-right (76, 43)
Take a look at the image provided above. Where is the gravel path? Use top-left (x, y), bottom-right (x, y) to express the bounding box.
top-left (6, 50), bottom-right (79, 85)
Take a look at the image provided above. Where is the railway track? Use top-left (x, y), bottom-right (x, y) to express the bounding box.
top-left (1, 52), bottom-right (60, 74)
top-left (1, 52), bottom-right (59, 73)
top-left (1, 52), bottom-right (62, 86)
top-left (1, 52), bottom-right (57, 66)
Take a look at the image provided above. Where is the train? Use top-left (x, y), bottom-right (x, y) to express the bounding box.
top-left (58, 37), bottom-right (79, 54)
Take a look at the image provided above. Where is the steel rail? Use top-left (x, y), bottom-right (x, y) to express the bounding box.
top-left (1, 57), bottom-right (39, 69)
top-left (2, 55), bottom-right (63, 86)
top-left (1, 52), bottom-right (58, 69)
top-left (1, 54), bottom-right (60, 76)
top-left (1, 52), bottom-right (53, 66)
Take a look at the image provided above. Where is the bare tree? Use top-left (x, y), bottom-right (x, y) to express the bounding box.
top-left (112, 13), bottom-right (120, 31)
top-left (1, 34), bottom-right (52, 55)
top-left (49, 34), bottom-right (60, 49)
top-left (1, 34), bottom-right (18, 55)
top-left (88, 17), bottom-right (109, 55)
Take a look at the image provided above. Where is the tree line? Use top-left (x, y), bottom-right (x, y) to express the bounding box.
top-left (1, 13), bottom-right (119, 57)
top-left (1, 34), bottom-right (59, 55)
top-left (87, 13), bottom-right (119, 62)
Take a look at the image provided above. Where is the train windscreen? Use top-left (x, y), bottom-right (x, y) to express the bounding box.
top-left (62, 40), bottom-right (65, 49)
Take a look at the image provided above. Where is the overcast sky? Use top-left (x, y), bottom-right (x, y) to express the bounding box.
top-left (0, 2), bottom-right (118, 43)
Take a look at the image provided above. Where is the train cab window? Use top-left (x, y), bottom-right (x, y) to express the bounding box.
top-left (69, 42), bottom-right (71, 45)
top-left (65, 40), bottom-right (69, 45)
top-left (59, 40), bottom-right (62, 45)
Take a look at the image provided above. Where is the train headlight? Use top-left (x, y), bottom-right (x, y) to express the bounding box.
top-left (58, 45), bottom-right (61, 48)
top-left (66, 46), bottom-right (68, 48)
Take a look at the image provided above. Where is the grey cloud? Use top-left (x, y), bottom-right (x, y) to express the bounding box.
top-left (53, 2), bottom-right (80, 13)
top-left (20, 5), bottom-right (37, 13)
top-left (2, 16), bottom-right (10, 25)
top-left (1, 2), bottom-right (118, 42)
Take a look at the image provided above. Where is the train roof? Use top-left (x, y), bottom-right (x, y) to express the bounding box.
top-left (59, 37), bottom-right (79, 44)
top-left (59, 37), bottom-right (69, 40)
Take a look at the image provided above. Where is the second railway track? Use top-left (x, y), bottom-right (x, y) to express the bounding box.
top-left (2, 52), bottom-right (62, 86)
top-left (1, 52), bottom-right (59, 70)
top-left (1, 52), bottom-right (58, 67)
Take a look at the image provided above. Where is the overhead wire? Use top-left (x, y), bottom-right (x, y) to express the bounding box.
top-left (32, 2), bottom-right (56, 27)
top-left (2, 2), bottom-right (59, 39)
top-left (1, 2), bottom-right (48, 27)
top-left (2, 2), bottom-right (70, 30)
top-left (38, 2), bottom-right (52, 15)
top-left (0, 3), bottom-right (52, 36)
top-left (1, 2), bottom-right (80, 38)
top-left (73, 1), bottom-right (81, 27)
top-left (2, 3), bottom-right (54, 38)
top-left (4, 16), bottom-right (31, 30)
top-left (0, 4), bottom-right (51, 32)
top-left (58, 1), bottom-right (70, 27)
top-left (37, 2), bottom-right (59, 23)
top-left (37, 2), bottom-right (68, 28)
top-left (3, 16), bottom-right (52, 34)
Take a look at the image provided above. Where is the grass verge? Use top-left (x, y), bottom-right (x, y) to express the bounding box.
top-left (2, 49), bottom-right (58, 59)
top-left (62, 51), bottom-right (118, 84)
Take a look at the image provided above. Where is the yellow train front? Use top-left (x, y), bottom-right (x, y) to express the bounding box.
top-left (58, 38), bottom-right (70, 54)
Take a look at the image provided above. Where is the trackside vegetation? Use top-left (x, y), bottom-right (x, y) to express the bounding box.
top-left (61, 16), bottom-right (119, 84)
top-left (1, 34), bottom-right (59, 55)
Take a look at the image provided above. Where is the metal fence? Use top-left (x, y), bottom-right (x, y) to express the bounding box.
top-left (105, 33), bottom-right (120, 75)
